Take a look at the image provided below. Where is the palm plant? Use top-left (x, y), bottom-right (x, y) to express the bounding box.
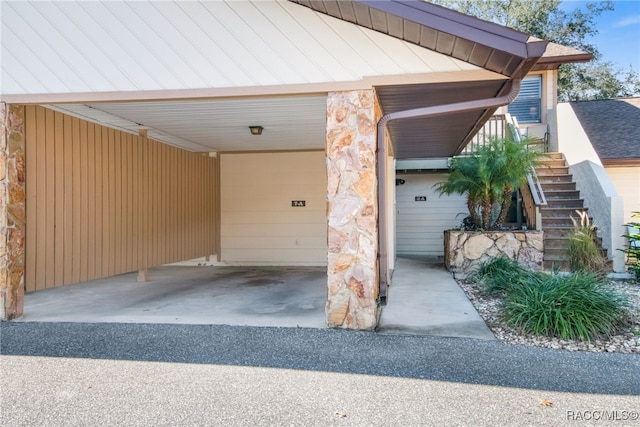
top-left (434, 137), bottom-right (545, 230)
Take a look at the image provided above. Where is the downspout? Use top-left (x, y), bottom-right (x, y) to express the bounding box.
top-left (376, 79), bottom-right (521, 302)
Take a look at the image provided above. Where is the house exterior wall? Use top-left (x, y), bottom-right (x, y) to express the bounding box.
top-left (24, 106), bottom-right (217, 291)
top-left (219, 151), bottom-right (327, 265)
top-left (495, 70), bottom-right (558, 150)
top-left (1, 103), bottom-right (26, 319)
top-left (396, 172), bottom-right (468, 256)
top-left (606, 166), bottom-right (640, 224)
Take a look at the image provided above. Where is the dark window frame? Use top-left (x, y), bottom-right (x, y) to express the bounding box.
top-left (508, 75), bottom-right (542, 124)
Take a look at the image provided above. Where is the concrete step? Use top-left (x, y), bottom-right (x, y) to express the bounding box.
top-left (538, 158), bottom-right (567, 168)
top-left (539, 182), bottom-right (577, 191)
top-left (541, 207), bottom-right (586, 217)
top-left (544, 259), bottom-right (570, 271)
top-left (545, 198), bottom-right (585, 209)
top-left (538, 174), bottom-right (574, 183)
top-left (542, 222), bottom-right (573, 232)
top-left (545, 247), bottom-right (570, 257)
top-left (536, 166), bottom-right (569, 175)
top-left (544, 152), bottom-right (565, 160)
top-left (544, 238), bottom-right (570, 249)
top-left (544, 190), bottom-right (580, 200)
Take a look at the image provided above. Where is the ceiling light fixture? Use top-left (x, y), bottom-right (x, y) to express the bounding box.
top-left (249, 125), bottom-right (264, 136)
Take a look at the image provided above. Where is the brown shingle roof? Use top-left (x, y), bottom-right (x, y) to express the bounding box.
top-left (569, 98), bottom-right (640, 163)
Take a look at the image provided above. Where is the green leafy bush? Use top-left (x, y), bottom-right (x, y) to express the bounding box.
top-left (621, 212), bottom-right (640, 281)
top-left (568, 210), bottom-right (607, 275)
top-left (472, 257), bottom-right (534, 297)
top-left (472, 256), bottom-right (630, 340)
top-left (500, 272), bottom-right (630, 341)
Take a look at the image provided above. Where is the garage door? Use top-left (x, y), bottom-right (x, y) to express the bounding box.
top-left (396, 172), bottom-right (467, 256)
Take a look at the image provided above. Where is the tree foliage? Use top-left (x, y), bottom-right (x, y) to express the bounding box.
top-left (434, 137), bottom-right (545, 230)
top-left (431, 0), bottom-right (640, 101)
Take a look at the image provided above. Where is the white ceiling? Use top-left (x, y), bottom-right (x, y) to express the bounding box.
top-left (46, 95), bottom-right (329, 152)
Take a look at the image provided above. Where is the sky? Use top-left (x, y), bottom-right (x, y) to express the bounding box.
top-left (560, 0), bottom-right (640, 72)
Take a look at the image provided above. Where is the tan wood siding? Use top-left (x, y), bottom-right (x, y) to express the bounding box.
top-left (220, 151), bottom-right (327, 265)
top-left (24, 106), bottom-right (217, 292)
top-left (396, 173), bottom-right (468, 256)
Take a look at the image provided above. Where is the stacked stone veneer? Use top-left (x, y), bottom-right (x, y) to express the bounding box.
top-left (325, 90), bottom-right (379, 330)
top-left (444, 230), bottom-right (544, 274)
top-left (0, 103), bottom-right (25, 320)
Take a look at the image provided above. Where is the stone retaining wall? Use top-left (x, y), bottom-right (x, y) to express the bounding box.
top-left (444, 230), bottom-right (544, 274)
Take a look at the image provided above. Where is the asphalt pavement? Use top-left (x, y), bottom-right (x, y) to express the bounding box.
top-left (1, 322), bottom-right (639, 426)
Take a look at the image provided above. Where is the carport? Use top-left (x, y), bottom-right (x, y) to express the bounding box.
top-left (2, 0), bottom-right (548, 329)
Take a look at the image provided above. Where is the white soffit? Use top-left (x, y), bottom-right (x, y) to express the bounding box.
top-left (1, 0), bottom-right (480, 96)
top-left (45, 95), bottom-right (329, 152)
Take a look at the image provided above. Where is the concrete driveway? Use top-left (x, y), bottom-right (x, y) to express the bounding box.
top-left (18, 257), bottom-right (494, 340)
top-left (18, 265), bottom-right (327, 328)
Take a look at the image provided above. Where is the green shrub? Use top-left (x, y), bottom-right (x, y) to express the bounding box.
top-left (620, 212), bottom-right (640, 281)
top-left (500, 272), bottom-right (630, 341)
top-left (472, 257), bottom-right (537, 297)
top-left (568, 210), bottom-right (607, 275)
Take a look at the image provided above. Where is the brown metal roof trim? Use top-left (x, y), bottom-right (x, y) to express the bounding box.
top-left (289, 0), bottom-right (548, 78)
top-left (602, 159), bottom-right (640, 167)
top-left (532, 42), bottom-right (593, 70)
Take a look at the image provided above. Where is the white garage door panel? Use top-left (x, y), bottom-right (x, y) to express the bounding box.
top-left (396, 173), bottom-right (467, 256)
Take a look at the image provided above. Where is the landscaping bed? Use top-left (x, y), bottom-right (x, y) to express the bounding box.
top-left (458, 277), bottom-right (640, 354)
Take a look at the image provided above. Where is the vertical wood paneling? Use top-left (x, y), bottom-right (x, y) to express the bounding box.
top-left (79, 119), bottom-right (89, 282)
top-left (34, 106), bottom-right (46, 290)
top-left (44, 109), bottom-right (55, 287)
top-left (24, 106), bottom-right (217, 291)
top-left (63, 115), bottom-right (73, 284)
top-left (24, 106), bottom-right (37, 292)
top-left (107, 128), bottom-right (115, 277)
top-left (86, 123), bottom-right (96, 281)
top-left (95, 125), bottom-right (105, 278)
top-left (113, 129), bottom-right (122, 275)
top-left (71, 117), bottom-right (81, 284)
top-left (124, 134), bottom-right (133, 273)
top-left (53, 112), bottom-right (65, 286)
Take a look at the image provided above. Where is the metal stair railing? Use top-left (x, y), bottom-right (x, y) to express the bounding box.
top-left (506, 114), bottom-right (547, 230)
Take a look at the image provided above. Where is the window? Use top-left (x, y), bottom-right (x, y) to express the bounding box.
top-left (508, 75), bottom-right (542, 124)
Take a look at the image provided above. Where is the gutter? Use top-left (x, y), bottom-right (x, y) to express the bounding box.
top-left (376, 79), bottom-right (522, 302)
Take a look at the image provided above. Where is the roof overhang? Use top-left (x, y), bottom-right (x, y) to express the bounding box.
top-left (602, 159), bottom-right (640, 167)
top-left (2, 0), bottom-right (563, 159)
top-left (290, 1), bottom-right (551, 158)
top-left (290, 0), bottom-right (548, 79)
top-left (532, 42), bottom-right (593, 71)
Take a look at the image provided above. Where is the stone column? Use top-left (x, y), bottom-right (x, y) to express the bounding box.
top-left (0, 103), bottom-right (26, 320)
top-left (325, 90), bottom-right (379, 329)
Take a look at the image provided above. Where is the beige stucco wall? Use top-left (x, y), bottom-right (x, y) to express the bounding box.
top-left (606, 166), bottom-right (640, 224)
top-left (220, 151), bottom-right (327, 265)
top-left (556, 103), bottom-right (603, 165)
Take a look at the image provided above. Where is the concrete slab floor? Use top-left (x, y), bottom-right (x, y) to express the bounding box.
top-left (18, 266), bottom-right (328, 328)
top-left (18, 257), bottom-right (494, 340)
top-left (378, 256), bottom-right (496, 340)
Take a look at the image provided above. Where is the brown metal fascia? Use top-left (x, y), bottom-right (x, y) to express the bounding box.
top-left (376, 79), bottom-right (522, 299)
top-left (357, 0), bottom-right (531, 57)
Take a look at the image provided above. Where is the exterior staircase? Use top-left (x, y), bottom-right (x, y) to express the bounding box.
top-left (535, 153), bottom-right (609, 270)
